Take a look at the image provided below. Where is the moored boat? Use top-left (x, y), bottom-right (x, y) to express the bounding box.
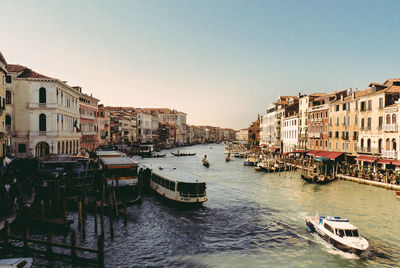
top-left (301, 156), bottom-right (336, 184)
top-left (171, 152), bottom-right (196, 157)
top-left (0, 258), bottom-right (33, 268)
top-left (306, 215), bottom-right (369, 255)
top-left (145, 164), bottom-right (207, 205)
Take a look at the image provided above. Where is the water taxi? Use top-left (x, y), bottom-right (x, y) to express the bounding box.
top-left (306, 215), bottom-right (369, 255)
top-left (145, 164), bottom-right (207, 205)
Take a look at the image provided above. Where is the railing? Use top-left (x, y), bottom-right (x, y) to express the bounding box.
top-left (354, 146), bottom-right (380, 154)
top-left (382, 150), bottom-right (398, 159)
top-left (309, 132), bottom-right (322, 138)
top-left (383, 124), bottom-right (398, 132)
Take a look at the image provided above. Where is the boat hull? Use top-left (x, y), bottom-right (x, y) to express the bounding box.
top-left (306, 218), bottom-right (365, 255)
top-left (243, 161), bottom-right (256, 166)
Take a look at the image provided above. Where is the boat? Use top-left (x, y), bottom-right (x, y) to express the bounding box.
top-left (145, 164), bottom-right (207, 205)
top-left (243, 155), bottom-right (258, 166)
top-left (396, 191), bottom-right (400, 199)
top-left (306, 215), bottom-right (369, 255)
top-left (141, 153), bottom-right (166, 158)
top-left (257, 159), bottom-right (284, 172)
top-left (301, 156), bottom-right (336, 184)
top-left (0, 258), bottom-right (33, 268)
top-left (202, 159), bottom-right (210, 167)
top-left (171, 152), bottom-right (197, 157)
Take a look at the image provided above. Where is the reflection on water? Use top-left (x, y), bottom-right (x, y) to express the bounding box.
top-left (32, 144), bottom-right (400, 267)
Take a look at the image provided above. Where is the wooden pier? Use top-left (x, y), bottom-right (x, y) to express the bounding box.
top-left (337, 174), bottom-right (400, 191)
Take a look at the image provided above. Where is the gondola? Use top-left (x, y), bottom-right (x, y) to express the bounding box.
top-left (171, 152), bottom-right (196, 157)
top-left (202, 159), bottom-right (210, 167)
top-left (301, 156), bottom-right (336, 184)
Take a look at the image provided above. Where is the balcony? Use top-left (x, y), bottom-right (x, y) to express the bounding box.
top-left (382, 150), bottom-right (398, 159)
top-left (383, 124), bottom-right (398, 132)
top-left (354, 146), bottom-right (380, 154)
top-left (81, 114), bottom-right (95, 120)
top-left (309, 132), bottom-right (322, 139)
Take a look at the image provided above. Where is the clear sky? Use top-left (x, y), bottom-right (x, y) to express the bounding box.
top-left (2, 0), bottom-right (400, 129)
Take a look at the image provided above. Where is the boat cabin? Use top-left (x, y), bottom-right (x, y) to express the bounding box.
top-left (321, 217), bottom-right (360, 238)
top-left (100, 157), bottom-right (139, 187)
top-left (96, 150), bottom-right (125, 159)
top-left (146, 164), bottom-right (207, 204)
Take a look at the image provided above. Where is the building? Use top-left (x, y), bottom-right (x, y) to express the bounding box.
top-left (308, 91), bottom-right (346, 151)
top-left (248, 118), bottom-right (260, 145)
top-left (0, 52), bottom-right (7, 163)
top-left (235, 128), bottom-right (248, 142)
top-left (298, 93), bottom-right (326, 150)
top-left (97, 104), bottom-right (110, 146)
top-left (281, 101), bottom-right (299, 153)
top-left (76, 87), bottom-right (99, 152)
top-left (6, 64), bottom-right (81, 157)
top-left (275, 96), bottom-right (298, 148)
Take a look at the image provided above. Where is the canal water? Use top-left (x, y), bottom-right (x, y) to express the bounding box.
top-left (35, 144), bottom-right (400, 267)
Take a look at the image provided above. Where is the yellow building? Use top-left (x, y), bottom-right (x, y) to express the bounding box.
top-left (0, 52), bottom-right (7, 163)
top-left (328, 88), bottom-right (371, 154)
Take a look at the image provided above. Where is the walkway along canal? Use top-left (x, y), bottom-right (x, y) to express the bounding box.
top-left (1, 144), bottom-right (400, 267)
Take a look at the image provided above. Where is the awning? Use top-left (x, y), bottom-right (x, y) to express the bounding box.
top-left (307, 150), bottom-right (322, 156)
top-left (294, 150), bottom-right (309, 154)
top-left (268, 146), bottom-right (279, 151)
top-left (355, 155), bottom-right (377, 163)
top-left (392, 160), bottom-right (400, 166)
top-left (378, 159), bottom-right (393, 164)
top-left (324, 152), bottom-right (344, 160)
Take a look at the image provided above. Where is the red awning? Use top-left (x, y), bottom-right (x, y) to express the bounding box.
top-left (355, 155), bottom-right (377, 163)
top-left (324, 152), bottom-right (344, 160)
top-left (307, 150), bottom-right (321, 156)
top-left (392, 160), bottom-right (400, 166)
top-left (268, 146), bottom-right (279, 151)
top-left (378, 159), bottom-right (393, 164)
top-left (294, 150), bottom-right (309, 153)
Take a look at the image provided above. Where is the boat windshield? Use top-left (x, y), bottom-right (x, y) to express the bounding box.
top-left (177, 182), bottom-right (206, 197)
top-left (344, 229), bottom-right (359, 237)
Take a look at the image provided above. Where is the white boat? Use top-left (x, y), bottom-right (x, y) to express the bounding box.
top-left (0, 258), bottom-right (33, 268)
top-left (306, 215), bottom-right (369, 255)
top-left (146, 164), bottom-right (207, 205)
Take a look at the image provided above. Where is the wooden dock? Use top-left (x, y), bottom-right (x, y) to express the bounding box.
top-left (336, 174), bottom-right (400, 191)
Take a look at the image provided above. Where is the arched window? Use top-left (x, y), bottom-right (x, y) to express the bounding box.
top-left (5, 90), bottom-right (11, 104)
top-left (367, 139), bottom-right (371, 152)
top-left (39, 114), bottom-right (46, 131)
top-left (392, 114), bottom-right (397, 124)
top-left (393, 139), bottom-right (397, 151)
top-left (39, 87), bottom-right (46, 104)
top-left (325, 140), bottom-right (328, 148)
top-left (5, 115), bottom-right (11, 126)
top-left (386, 114), bottom-right (391, 125)
top-left (325, 123), bottom-right (328, 133)
top-left (361, 138), bottom-right (364, 149)
top-left (386, 138), bottom-right (390, 151)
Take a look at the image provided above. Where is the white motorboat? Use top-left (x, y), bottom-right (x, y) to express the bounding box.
top-left (306, 215), bottom-right (369, 255)
top-left (0, 258), bottom-right (33, 268)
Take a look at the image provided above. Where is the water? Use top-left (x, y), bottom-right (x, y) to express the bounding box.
top-left (34, 144), bottom-right (400, 267)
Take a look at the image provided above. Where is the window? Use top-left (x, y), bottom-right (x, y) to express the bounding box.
top-left (368, 100), bottom-right (372, 111)
top-left (5, 115), bottom-right (11, 126)
top-left (39, 87), bottom-right (46, 103)
top-left (355, 115), bottom-right (358, 125)
top-left (5, 90), bottom-right (11, 104)
top-left (356, 101), bottom-right (359, 111)
top-left (342, 103), bottom-right (346, 111)
top-left (329, 118), bottom-right (332, 126)
top-left (325, 140), bottom-right (328, 148)
top-left (18, 144), bottom-right (26, 153)
top-left (329, 131), bottom-right (332, 138)
top-left (335, 105), bottom-right (339, 112)
top-left (353, 131), bottom-right (358, 141)
top-left (336, 117), bottom-right (339, 126)
top-left (325, 123), bottom-right (328, 132)
top-left (6, 75), bottom-right (11, 84)
top-left (39, 114), bottom-right (46, 131)
top-left (379, 116), bottom-right (383, 129)
top-left (360, 101), bottom-right (366, 112)
top-left (393, 114), bottom-right (397, 124)
top-left (367, 117), bottom-right (371, 130)
top-left (379, 97), bottom-right (383, 109)
top-left (335, 131), bottom-right (339, 138)
top-left (386, 114), bottom-right (391, 124)
top-left (361, 118), bottom-right (365, 130)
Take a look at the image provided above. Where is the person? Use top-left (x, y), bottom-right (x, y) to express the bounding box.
top-left (204, 155), bottom-right (207, 160)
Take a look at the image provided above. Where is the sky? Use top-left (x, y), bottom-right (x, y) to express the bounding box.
top-left (1, 0), bottom-right (400, 129)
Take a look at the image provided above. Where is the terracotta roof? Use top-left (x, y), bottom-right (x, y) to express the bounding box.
top-left (0, 51), bottom-right (7, 66)
top-left (6, 64), bottom-right (27, 73)
top-left (310, 93), bottom-right (328, 97)
top-left (6, 64), bottom-right (52, 79)
top-left (275, 100), bottom-right (288, 105)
